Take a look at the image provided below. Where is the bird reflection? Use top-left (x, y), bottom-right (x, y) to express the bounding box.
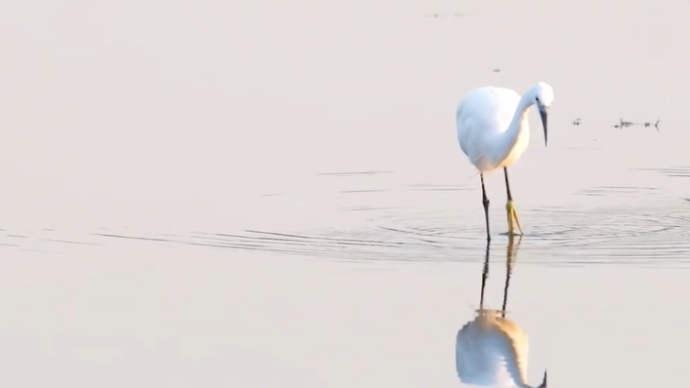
top-left (455, 236), bottom-right (547, 388)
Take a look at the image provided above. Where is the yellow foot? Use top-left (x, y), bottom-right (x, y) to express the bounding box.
top-left (506, 200), bottom-right (524, 236)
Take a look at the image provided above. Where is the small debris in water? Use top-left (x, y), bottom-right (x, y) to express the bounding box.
top-left (613, 118), bottom-right (660, 133)
top-left (425, 12), bottom-right (463, 18)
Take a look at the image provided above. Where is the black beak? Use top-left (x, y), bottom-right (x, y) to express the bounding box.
top-left (538, 104), bottom-right (548, 146)
top-left (538, 370), bottom-right (547, 388)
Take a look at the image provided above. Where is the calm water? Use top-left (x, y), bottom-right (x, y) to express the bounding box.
top-left (0, 0), bottom-right (689, 386)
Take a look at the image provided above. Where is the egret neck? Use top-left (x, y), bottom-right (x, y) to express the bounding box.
top-left (498, 86), bottom-right (543, 166)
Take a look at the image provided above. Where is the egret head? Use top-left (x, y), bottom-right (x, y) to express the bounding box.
top-left (533, 82), bottom-right (553, 147)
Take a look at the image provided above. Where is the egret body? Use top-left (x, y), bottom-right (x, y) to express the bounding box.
top-left (455, 82), bottom-right (554, 240)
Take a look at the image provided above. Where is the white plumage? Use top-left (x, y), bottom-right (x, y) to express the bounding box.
top-left (455, 82), bottom-right (554, 239)
top-left (456, 310), bottom-right (533, 387)
top-left (455, 236), bottom-right (547, 388)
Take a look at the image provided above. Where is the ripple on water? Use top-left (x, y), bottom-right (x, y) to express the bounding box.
top-left (10, 171), bottom-right (684, 268)
top-left (573, 185), bottom-right (661, 198)
top-left (635, 165), bottom-right (690, 178)
top-left (171, 196), bottom-right (690, 268)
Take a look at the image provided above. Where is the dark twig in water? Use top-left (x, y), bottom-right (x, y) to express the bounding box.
top-left (425, 13), bottom-right (463, 19)
top-left (613, 118), bottom-right (660, 133)
top-left (614, 118), bottom-right (634, 129)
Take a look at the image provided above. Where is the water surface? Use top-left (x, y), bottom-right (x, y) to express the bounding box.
top-left (0, 0), bottom-right (689, 386)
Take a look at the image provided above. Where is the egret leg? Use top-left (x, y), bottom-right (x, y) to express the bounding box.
top-left (480, 173), bottom-right (491, 241)
top-left (479, 238), bottom-right (490, 310)
top-left (501, 234), bottom-right (522, 318)
top-left (503, 168), bottom-right (524, 236)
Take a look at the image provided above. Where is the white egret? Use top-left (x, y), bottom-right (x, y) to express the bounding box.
top-left (456, 236), bottom-right (548, 388)
top-left (455, 82), bottom-right (554, 240)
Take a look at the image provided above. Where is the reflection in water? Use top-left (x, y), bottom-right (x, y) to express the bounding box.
top-left (455, 236), bottom-right (548, 388)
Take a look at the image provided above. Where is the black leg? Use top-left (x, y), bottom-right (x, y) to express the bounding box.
top-left (501, 235), bottom-right (522, 318)
top-left (501, 236), bottom-right (514, 318)
top-left (480, 238), bottom-right (490, 310)
top-left (503, 167), bottom-right (524, 235)
top-left (503, 167), bottom-right (513, 201)
top-left (480, 173), bottom-right (491, 241)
